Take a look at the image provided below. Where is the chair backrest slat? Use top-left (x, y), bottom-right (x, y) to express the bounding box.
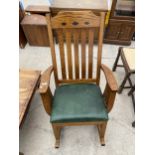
top-left (81, 29), bottom-right (87, 79)
top-left (56, 29), bottom-right (67, 79)
top-left (73, 29), bottom-right (80, 79)
top-left (65, 29), bottom-right (73, 79)
top-left (46, 11), bottom-right (105, 86)
top-left (88, 28), bottom-right (95, 78)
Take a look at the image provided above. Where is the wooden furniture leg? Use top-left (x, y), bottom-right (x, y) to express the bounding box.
top-left (128, 85), bottom-right (135, 111)
top-left (118, 72), bottom-right (131, 93)
top-left (128, 85), bottom-right (135, 96)
top-left (112, 47), bottom-right (122, 71)
top-left (52, 124), bottom-right (61, 148)
top-left (128, 85), bottom-right (135, 127)
top-left (97, 122), bottom-right (107, 146)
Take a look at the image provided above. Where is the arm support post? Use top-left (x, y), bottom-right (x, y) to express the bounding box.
top-left (39, 66), bottom-right (54, 115)
top-left (100, 64), bottom-right (118, 112)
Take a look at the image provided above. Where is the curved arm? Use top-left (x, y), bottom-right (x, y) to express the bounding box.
top-left (100, 64), bottom-right (118, 112)
top-left (100, 64), bottom-right (118, 91)
top-left (39, 66), bottom-right (54, 115)
top-left (39, 66), bottom-right (54, 93)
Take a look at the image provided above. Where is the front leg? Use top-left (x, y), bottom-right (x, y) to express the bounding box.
top-left (52, 124), bottom-right (62, 148)
top-left (40, 86), bottom-right (53, 115)
top-left (97, 122), bottom-right (107, 146)
top-left (103, 84), bottom-right (117, 112)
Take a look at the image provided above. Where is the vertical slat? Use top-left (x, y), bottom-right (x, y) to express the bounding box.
top-left (65, 29), bottom-right (73, 79)
top-left (46, 14), bottom-right (58, 86)
top-left (81, 29), bottom-right (86, 78)
top-left (88, 28), bottom-right (94, 78)
top-left (96, 12), bottom-right (105, 85)
top-left (56, 29), bottom-right (67, 79)
top-left (73, 29), bottom-right (80, 79)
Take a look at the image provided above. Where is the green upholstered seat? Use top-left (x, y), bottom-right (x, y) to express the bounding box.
top-left (50, 83), bottom-right (108, 123)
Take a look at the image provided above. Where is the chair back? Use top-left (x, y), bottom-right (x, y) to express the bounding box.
top-left (46, 11), bottom-right (106, 86)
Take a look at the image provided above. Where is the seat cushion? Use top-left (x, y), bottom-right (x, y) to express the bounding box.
top-left (50, 83), bottom-right (108, 123)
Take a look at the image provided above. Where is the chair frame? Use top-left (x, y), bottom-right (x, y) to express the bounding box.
top-left (39, 11), bottom-right (118, 148)
top-left (113, 47), bottom-right (135, 93)
top-left (128, 84), bottom-right (135, 127)
top-left (113, 47), bottom-right (135, 127)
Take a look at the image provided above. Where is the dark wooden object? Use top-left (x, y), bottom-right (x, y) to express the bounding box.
top-left (113, 47), bottom-right (135, 127)
top-left (128, 84), bottom-right (135, 127)
top-left (128, 84), bottom-right (135, 109)
top-left (39, 11), bottom-right (118, 148)
top-left (104, 0), bottom-right (135, 45)
top-left (113, 47), bottom-right (135, 93)
top-left (19, 70), bottom-right (40, 128)
top-left (104, 19), bottom-right (134, 45)
top-left (19, 2), bottom-right (27, 48)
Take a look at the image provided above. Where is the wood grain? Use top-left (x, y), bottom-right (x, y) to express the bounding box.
top-left (96, 12), bottom-right (105, 85)
top-left (56, 29), bottom-right (67, 79)
top-left (46, 11), bottom-right (106, 83)
top-left (51, 11), bottom-right (100, 29)
top-left (97, 121), bottom-right (107, 145)
top-left (101, 64), bottom-right (118, 112)
top-left (81, 29), bottom-right (87, 78)
top-left (39, 66), bottom-right (54, 115)
top-left (58, 78), bottom-right (96, 84)
top-left (50, 0), bottom-right (108, 11)
top-left (25, 5), bottom-right (50, 14)
top-left (40, 87), bottom-right (53, 115)
top-left (19, 70), bottom-right (40, 127)
top-left (88, 28), bottom-right (94, 78)
top-left (21, 14), bottom-right (49, 46)
top-left (46, 14), bottom-right (59, 85)
top-left (53, 121), bottom-right (106, 127)
top-left (73, 29), bottom-right (80, 79)
top-left (65, 29), bottom-right (73, 79)
top-left (39, 66), bottom-right (54, 93)
top-left (100, 64), bottom-right (118, 91)
top-left (103, 84), bottom-right (117, 112)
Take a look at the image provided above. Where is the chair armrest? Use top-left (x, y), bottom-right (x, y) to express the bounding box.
top-left (39, 66), bottom-right (54, 115)
top-left (100, 64), bottom-right (118, 91)
top-left (39, 66), bottom-right (54, 94)
top-left (100, 64), bottom-right (118, 112)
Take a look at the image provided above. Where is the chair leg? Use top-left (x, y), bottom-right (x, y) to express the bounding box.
top-left (97, 122), bottom-right (107, 146)
top-left (112, 47), bottom-right (122, 71)
top-left (52, 124), bottom-right (61, 148)
top-left (128, 85), bottom-right (135, 96)
top-left (118, 73), bottom-right (131, 93)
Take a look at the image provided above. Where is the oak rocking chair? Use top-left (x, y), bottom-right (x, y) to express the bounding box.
top-left (39, 11), bottom-right (118, 148)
